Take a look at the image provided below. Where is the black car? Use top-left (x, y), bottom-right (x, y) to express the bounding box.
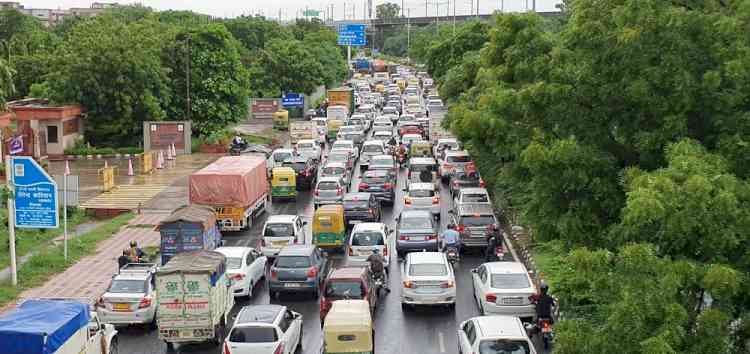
top-left (343, 192), bottom-right (382, 226)
top-left (282, 157), bottom-right (318, 190)
top-left (358, 169), bottom-right (396, 206)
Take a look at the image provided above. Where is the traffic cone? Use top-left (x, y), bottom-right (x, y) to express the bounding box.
top-left (166, 144), bottom-right (174, 160)
top-left (171, 143), bottom-right (177, 159)
top-left (127, 158), bottom-right (134, 176)
top-left (157, 150), bottom-right (164, 169)
top-left (104, 160), bottom-right (108, 168)
top-left (64, 160), bottom-right (71, 176)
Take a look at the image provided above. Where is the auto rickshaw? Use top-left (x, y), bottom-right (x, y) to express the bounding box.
top-left (273, 110), bottom-right (289, 130)
top-left (313, 204), bottom-right (346, 252)
top-left (327, 119), bottom-right (344, 142)
top-left (322, 300), bottom-right (374, 354)
top-left (409, 141), bottom-right (433, 158)
top-left (271, 167), bottom-right (297, 201)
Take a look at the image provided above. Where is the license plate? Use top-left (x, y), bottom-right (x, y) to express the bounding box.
top-left (272, 241), bottom-right (288, 246)
top-left (285, 283), bottom-right (302, 288)
top-left (350, 220), bottom-right (362, 224)
top-left (542, 327), bottom-right (552, 333)
top-left (113, 303), bottom-right (131, 312)
top-left (410, 236), bottom-right (425, 241)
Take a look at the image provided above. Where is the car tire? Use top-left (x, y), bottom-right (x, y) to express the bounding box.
top-left (401, 303), bottom-right (410, 312)
top-left (295, 327), bottom-right (304, 353)
top-left (312, 285), bottom-right (320, 299)
top-left (164, 341), bottom-right (174, 352)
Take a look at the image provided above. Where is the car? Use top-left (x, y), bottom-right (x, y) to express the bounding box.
top-left (449, 171), bottom-right (485, 196)
top-left (224, 304), bottom-right (303, 354)
top-left (439, 150), bottom-right (473, 182)
top-left (397, 114), bottom-right (417, 127)
top-left (267, 148), bottom-right (295, 176)
top-left (373, 130), bottom-right (397, 144)
top-left (403, 182), bottom-right (440, 219)
top-left (331, 140), bottom-right (359, 160)
top-left (281, 156), bottom-right (317, 190)
top-left (314, 176), bottom-right (347, 208)
top-left (360, 140), bottom-right (387, 171)
top-left (367, 154), bottom-right (398, 179)
top-left (358, 169), bottom-right (397, 206)
top-left (321, 161), bottom-right (351, 187)
top-left (295, 139), bottom-right (321, 162)
top-left (269, 245), bottom-right (330, 298)
top-left (382, 106), bottom-right (399, 116)
top-left (400, 252), bottom-right (456, 310)
top-left (260, 215), bottom-right (308, 257)
top-left (336, 126), bottom-right (365, 146)
top-left (348, 115), bottom-right (370, 131)
top-left (347, 222), bottom-right (393, 268)
top-left (343, 192), bottom-right (381, 225)
top-left (326, 150), bottom-right (354, 171)
top-left (372, 118), bottom-right (394, 133)
top-left (401, 133), bottom-right (424, 146)
top-left (454, 187), bottom-right (491, 206)
top-left (399, 123), bottom-right (424, 137)
top-left (434, 138), bottom-right (460, 158)
top-left (458, 315), bottom-right (537, 354)
top-left (215, 247), bottom-right (267, 298)
top-left (427, 99), bottom-right (443, 106)
top-left (449, 204), bottom-right (500, 249)
top-left (320, 267), bottom-right (378, 324)
top-left (356, 104), bottom-right (377, 120)
top-left (96, 263), bottom-right (157, 326)
top-left (395, 210), bottom-right (439, 256)
top-left (471, 262), bottom-right (538, 321)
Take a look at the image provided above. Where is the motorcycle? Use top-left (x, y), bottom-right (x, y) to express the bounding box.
top-left (525, 318), bottom-right (554, 350)
top-left (486, 245), bottom-right (505, 262)
top-left (445, 246), bottom-right (460, 265)
top-left (370, 269), bottom-right (389, 298)
top-left (229, 143), bottom-right (246, 156)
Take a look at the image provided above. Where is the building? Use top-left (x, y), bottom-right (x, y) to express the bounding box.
top-left (0, 2), bottom-right (22, 10)
top-left (5, 98), bottom-right (85, 159)
top-left (11, 2), bottom-right (120, 26)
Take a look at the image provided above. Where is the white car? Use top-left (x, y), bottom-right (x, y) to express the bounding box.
top-left (453, 187), bottom-right (492, 206)
top-left (400, 252), bottom-right (456, 310)
top-left (295, 139), bottom-right (321, 161)
top-left (267, 148), bottom-right (295, 176)
top-left (223, 305), bottom-right (302, 354)
top-left (458, 315), bottom-right (537, 354)
top-left (215, 247), bottom-right (267, 298)
top-left (359, 140), bottom-right (386, 170)
top-left (373, 130), bottom-right (397, 144)
top-left (471, 262), bottom-right (538, 320)
top-left (260, 215), bottom-right (307, 257)
top-left (434, 137), bottom-right (460, 157)
top-left (97, 263), bottom-right (157, 326)
top-left (331, 139), bottom-right (359, 160)
top-left (347, 222), bottom-right (393, 268)
top-left (372, 118), bottom-right (394, 133)
top-left (404, 182), bottom-right (440, 218)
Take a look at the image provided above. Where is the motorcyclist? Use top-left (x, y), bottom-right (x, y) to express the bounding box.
top-left (231, 135), bottom-right (246, 149)
top-left (366, 249), bottom-right (390, 293)
top-left (397, 143), bottom-right (407, 163)
top-left (128, 240), bottom-right (145, 262)
top-left (485, 232), bottom-right (501, 261)
top-left (441, 224), bottom-right (461, 254)
top-left (533, 282), bottom-right (556, 324)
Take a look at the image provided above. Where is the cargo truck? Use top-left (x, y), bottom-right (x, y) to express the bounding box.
top-left (355, 58), bottom-right (371, 73)
top-left (372, 59), bottom-right (386, 73)
top-left (189, 156), bottom-right (268, 232)
top-left (157, 205), bottom-right (222, 265)
top-left (327, 87), bottom-right (355, 115)
top-left (156, 251), bottom-right (234, 350)
top-left (0, 299), bottom-right (118, 354)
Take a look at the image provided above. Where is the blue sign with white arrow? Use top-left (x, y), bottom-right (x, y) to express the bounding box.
top-left (337, 24), bottom-right (367, 46)
top-left (282, 93), bottom-right (305, 108)
top-left (11, 156), bottom-right (59, 228)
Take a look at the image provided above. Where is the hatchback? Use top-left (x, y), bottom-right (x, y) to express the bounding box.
top-left (458, 315), bottom-right (537, 354)
top-left (321, 162), bottom-right (351, 187)
top-left (343, 192), bottom-right (381, 225)
top-left (471, 262), bottom-right (537, 321)
top-left (360, 140), bottom-right (386, 171)
top-left (319, 267), bottom-right (377, 324)
top-left (439, 150), bottom-right (472, 182)
top-left (403, 182), bottom-right (440, 219)
top-left (281, 156), bottom-right (317, 190)
top-left (223, 305), bottom-right (302, 354)
top-left (367, 154), bottom-right (397, 179)
top-left (269, 245), bottom-right (330, 298)
top-left (395, 210), bottom-right (439, 256)
top-left (314, 177), bottom-right (347, 208)
top-left (347, 222), bottom-right (393, 268)
top-left (260, 215), bottom-right (307, 257)
top-left (358, 169), bottom-right (396, 206)
top-left (400, 252), bottom-right (456, 310)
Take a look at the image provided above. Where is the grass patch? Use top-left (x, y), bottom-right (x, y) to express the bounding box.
top-left (0, 208), bottom-right (90, 269)
top-left (0, 213), bottom-right (134, 307)
top-left (531, 240), bottom-right (568, 291)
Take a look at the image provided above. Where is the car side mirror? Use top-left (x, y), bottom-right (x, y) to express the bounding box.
top-left (303, 221), bottom-right (308, 225)
top-left (470, 268), bottom-right (478, 274)
top-left (448, 210), bottom-right (455, 214)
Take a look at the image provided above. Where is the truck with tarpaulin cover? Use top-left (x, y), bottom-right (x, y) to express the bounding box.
top-left (355, 58), bottom-right (371, 73)
top-left (327, 87), bottom-right (355, 115)
top-left (157, 205), bottom-right (223, 265)
top-left (0, 298), bottom-right (118, 354)
top-left (189, 155), bottom-right (268, 232)
top-left (156, 250), bottom-right (234, 349)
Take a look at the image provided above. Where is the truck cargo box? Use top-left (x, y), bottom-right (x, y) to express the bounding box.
top-left (0, 299), bottom-right (90, 354)
top-left (157, 205), bottom-right (222, 265)
top-left (189, 156), bottom-right (268, 208)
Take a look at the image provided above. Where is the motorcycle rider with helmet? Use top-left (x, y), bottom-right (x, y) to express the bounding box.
top-left (366, 249), bottom-right (390, 293)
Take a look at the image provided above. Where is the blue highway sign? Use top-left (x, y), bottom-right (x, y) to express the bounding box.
top-left (11, 156), bottom-right (59, 228)
top-left (282, 93), bottom-right (305, 108)
top-left (338, 24), bottom-right (367, 46)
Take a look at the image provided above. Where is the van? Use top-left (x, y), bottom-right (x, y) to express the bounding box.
top-left (347, 222), bottom-right (392, 268)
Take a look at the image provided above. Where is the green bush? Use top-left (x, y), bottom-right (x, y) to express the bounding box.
top-left (116, 147), bottom-right (143, 154)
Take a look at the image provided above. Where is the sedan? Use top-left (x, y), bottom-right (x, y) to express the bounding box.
top-left (401, 252), bottom-right (456, 310)
top-left (215, 246), bottom-right (267, 298)
top-left (471, 262), bottom-right (538, 321)
top-left (321, 162), bottom-right (351, 187)
top-left (395, 210), bottom-right (438, 256)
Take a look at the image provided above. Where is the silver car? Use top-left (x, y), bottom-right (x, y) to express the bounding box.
top-left (314, 176), bottom-right (347, 208)
top-left (403, 182), bottom-right (441, 219)
top-left (396, 210), bottom-right (439, 256)
top-left (321, 162), bottom-right (351, 187)
top-left (97, 263), bottom-right (157, 325)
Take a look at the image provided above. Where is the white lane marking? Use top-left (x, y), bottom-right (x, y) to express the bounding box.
top-left (438, 331), bottom-right (446, 353)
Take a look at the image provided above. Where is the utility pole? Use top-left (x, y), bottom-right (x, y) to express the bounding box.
top-left (5, 158), bottom-right (17, 286)
top-left (402, 0), bottom-right (405, 17)
top-left (185, 35), bottom-right (191, 122)
top-left (453, 0), bottom-right (456, 35)
top-left (501, 0), bottom-right (504, 12)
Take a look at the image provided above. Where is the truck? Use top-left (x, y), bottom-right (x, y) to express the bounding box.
top-left (157, 205), bottom-right (222, 265)
top-left (156, 251), bottom-right (234, 349)
top-left (290, 120), bottom-right (317, 144)
top-left (355, 58), bottom-right (371, 73)
top-left (372, 59), bottom-right (387, 73)
top-left (430, 109), bottom-right (451, 143)
top-left (0, 299), bottom-right (118, 354)
top-left (327, 87), bottom-right (355, 115)
top-left (189, 155), bottom-right (268, 232)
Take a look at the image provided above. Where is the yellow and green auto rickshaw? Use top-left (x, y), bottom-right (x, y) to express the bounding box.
top-left (313, 204), bottom-right (346, 251)
top-left (273, 110), bottom-right (289, 130)
top-left (322, 300), bottom-right (374, 354)
top-left (409, 141), bottom-right (433, 158)
top-left (271, 167), bottom-right (297, 201)
top-left (327, 119), bottom-right (344, 142)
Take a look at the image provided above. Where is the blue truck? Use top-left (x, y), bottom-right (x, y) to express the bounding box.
top-left (157, 205), bottom-right (223, 265)
top-left (355, 58), bottom-right (372, 73)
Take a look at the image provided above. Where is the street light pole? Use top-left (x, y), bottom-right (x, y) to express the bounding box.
top-left (185, 35), bottom-right (191, 122)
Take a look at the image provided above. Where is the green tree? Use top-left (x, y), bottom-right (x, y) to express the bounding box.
top-left (423, 21), bottom-right (489, 80)
top-left (0, 58), bottom-right (14, 105)
top-left (376, 2), bottom-right (401, 19)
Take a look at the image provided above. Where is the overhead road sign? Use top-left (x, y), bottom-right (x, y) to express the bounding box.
top-left (337, 24), bottom-right (367, 46)
top-left (11, 156), bottom-right (59, 228)
top-left (282, 93), bottom-right (305, 108)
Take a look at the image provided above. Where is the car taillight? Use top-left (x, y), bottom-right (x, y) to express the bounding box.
top-left (426, 234), bottom-right (437, 240)
top-left (314, 189), bottom-right (320, 196)
top-left (348, 247), bottom-right (355, 256)
top-left (359, 182), bottom-right (369, 190)
top-left (407, 171), bottom-right (411, 178)
top-left (432, 196), bottom-right (440, 204)
top-left (404, 197), bottom-right (412, 205)
top-left (368, 208), bottom-right (374, 215)
top-left (138, 297), bottom-right (152, 309)
top-left (307, 267), bottom-right (318, 278)
top-left (479, 179), bottom-right (485, 188)
top-left (440, 281), bottom-right (454, 288)
top-left (399, 235), bottom-right (409, 240)
top-left (452, 180), bottom-right (459, 187)
top-left (270, 269), bottom-right (278, 280)
top-left (223, 341), bottom-right (231, 354)
top-left (336, 187), bottom-right (343, 196)
top-left (403, 280), bottom-right (414, 288)
top-left (273, 343), bottom-right (285, 354)
top-left (456, 224), bottom-right (465, 232)
top-left (383, 245), bottom-right (388, 257)
top-left (231, 273), bottom-right (245, 281)
top-left (485, 293), bottom-right (497, 303)
top-left (260, 239), bottom-right (266, 247)
top-left (383, 183), bottom-right (393, 189)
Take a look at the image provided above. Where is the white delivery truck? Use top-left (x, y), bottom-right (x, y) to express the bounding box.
top-left (156, 250), bottom-right (234, 350)
top-left (430, 110), bottom-right (451, 143)
top-left (290, 120), bottom-right (317, 144)
top-left (0, 299), bottom-right (118, 354)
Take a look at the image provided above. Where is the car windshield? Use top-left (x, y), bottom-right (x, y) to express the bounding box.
top-left (283, 162), bottom-right (306, 172)
top-left (464, 193), bottom-right (489, 203)
top-left (460, 215), bottom-right (496, 226)
top-left (478, 340), bottom-right (531, 354)
top-left (275, 256), bottom-right (311, 268)
top-left (229, 327), bottom-right (278, 343)
top-left (318, 181), bottom-right (340, 190)
top-left (344, 199), bottom-right (369, 209)
top-left (363, 144), bottom-right (383, 153)
top-left (108, 279), bottom-right (147, 294)
top-left (323, 167), bottom-right (345, 175)
top-left (264, 223), bottom-right (293, 237)
top-left (409, 263), bottom-right (447, 276)
top-left (447, 155), bottom-right (471, 163)
top-left (273, 152), bottom-right (292, 163)
top-left (352, 231), bottom-right (384, 246)
top-left (371, 159), bottom-right (394, 167)
top-left (333, 143), bottom-right (352, 150)
top-left (226, 257), bottom-right (243, 270)
top-left (325, 281), bottom-right (363, 299)
top-left (298, 143), bottom-right (314, 149)
top-left (328, 154), bottom-right (348, 163)
top-left (410, 164), bottom-right (432, 172)
top-left (491, 274), bottom-right (532, 289)
top-left (409, 189), bottom-right (434, 198)
top-left (400, 215), bottom-right (432, 229)
top-left (363, 174), bottom-right (388, 184)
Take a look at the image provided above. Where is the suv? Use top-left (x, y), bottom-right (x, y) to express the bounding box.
top-left (358, 169), bottom-right (396, 206)
top-left (458, 315), bottom-right (537, 354)
top-left (449, 171), bottom-right (485, 196)
top-left (260, 215), bottom-right (307, 257)
top-left (314, 177), bottom-right (347, 208)
top-left (367, 154), bottom-right (398, 179)
top-left (400, 252), bottom-right (456, 311)
top-left (439, 150), bottom-right (472, 182)
top-left (319, 267), bottom-right (377, 324)
top-left (269, 245), bottom-right (330, 298)
top-left (449, 204), bottom-right (499, 249)
top-left (395, 210), bottom-right (438, 256)
top-left (97, 263), bottom-right (157, 326)
top-left (471, 262), bottom-right (537, 321)
top-left (343, 192), bottom-right (381, 225)
top-left (224, 305), bottom-right (303, 354)
top-left (360, 140), bottom-right (386, 171)
top-left (282, 156), bottom-right (317, 190)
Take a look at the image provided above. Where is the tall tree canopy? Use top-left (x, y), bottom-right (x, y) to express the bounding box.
top-left (376, 2), bottom-right (401, 19)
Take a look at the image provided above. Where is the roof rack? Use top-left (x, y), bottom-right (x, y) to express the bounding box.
top-left (119, 263), bottom-right (157, 275)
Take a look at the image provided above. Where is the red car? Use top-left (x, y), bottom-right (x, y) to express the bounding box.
top-left (319, 267), bottom-right (377, 326)
top-left (398, 122), bottom-right (424, 137)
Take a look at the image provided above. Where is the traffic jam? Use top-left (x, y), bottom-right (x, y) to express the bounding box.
top-left (97, 61), bottom-right (554, 354)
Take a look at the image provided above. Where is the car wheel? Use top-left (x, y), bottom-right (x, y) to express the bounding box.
top-left (401, 303), bottom-right (411, 312)
top-left (295, 327), bottom-right (304, 353)
top-left (312, 285), bottom-right (320, 299)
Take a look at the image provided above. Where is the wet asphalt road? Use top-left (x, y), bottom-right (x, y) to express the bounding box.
top-left (116, 139), bottom-right (535, 354)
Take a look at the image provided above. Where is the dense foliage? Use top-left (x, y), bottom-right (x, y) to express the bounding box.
top-left (376, 2), bottom-right (401, 19)
top-left (420, 1), bottom-right (750, 352)
top-left (0, 7), bottom-right (347, 145)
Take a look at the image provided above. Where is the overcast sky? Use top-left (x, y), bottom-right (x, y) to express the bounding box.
top-left (20, 0), bottom-right (562, 19)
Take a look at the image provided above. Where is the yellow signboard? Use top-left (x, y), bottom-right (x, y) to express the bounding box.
top-left (100, 166), bottom-right (115, 192)
top-left (142, 151), bottom-right (154, 174)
